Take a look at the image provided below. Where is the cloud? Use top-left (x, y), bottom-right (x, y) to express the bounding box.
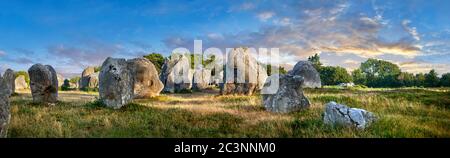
top-left (273, 17), bottom-right (291, 26)
top-left (161, 1), bottom-right (447, 74)
top-left (228, 2), bottom-right (256, 12)
top-left (47, 40), bottom-right (122, 68)
top-left (257, 11), bottom-right (275, 22)
top-left (0, 50), bottom-right (6, 56)
top-left (399, 61), bottom-right (450, 75)
top-left (402, 20), bottom-right (420, 41)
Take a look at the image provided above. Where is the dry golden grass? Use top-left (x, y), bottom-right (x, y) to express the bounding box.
top-left (7, 87), bottom-right (450, 138)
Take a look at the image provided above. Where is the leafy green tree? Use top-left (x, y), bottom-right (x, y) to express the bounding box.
top-left (397, 72), bottom-right (415, 87)
top-left (307, 53), bottom-right (322, 71)
top-left (425, 69), bottom-right (440, 87)
top-left (69, 76), bottom-right (81, 84)
top-left (320, 66), bottom-right (352, 85)
top-left (144, 53), bottom-right (165, 72)
top-left (358, 58), bottom-right (401, 87)
top-left (414, 73), bottom-right (426, 87)
top-left (352, 69), bottom-right (366, 85)
top-left (266, 65), bottom-right (287, 76)
top-left (440, 73), bottom-right (450, 87)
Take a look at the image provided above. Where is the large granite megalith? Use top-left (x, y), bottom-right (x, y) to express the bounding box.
top-left (262, 74), bottom-right (310, 113)
top-left (220, 47), bottom-right (268, 95)
top-left (128, 58), bottom-right (164, 98)
top-left (99, 57), bottom-right (134, 109)
top-left (28, 64), bottom-right (58, 104)
top-left (288, 61), bottom-right (321, 88)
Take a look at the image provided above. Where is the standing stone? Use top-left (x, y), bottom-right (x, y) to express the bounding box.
top-left (192, 67), bottom-right (212, 90)
top-left (15, 75), bottom-right (28, 90)
top-left (3, 69), bottom-right (15, 96)
top-left (288, 61), bottom-right (321, 88)
top-left (0, 75), bottom-right (11, 138)
top-left (160, 54), bottom-right (193, 93)
top-left (323, 102), bottom-right (377, 129)
top-left (262, 74), bottom-right (310, 113)
top-left (57, 74), bottom-right (64, 88)
top-left (128, 58), bottom-right (164, 98)
top-left (28, 64), bottom-right (58, 104)
top-left (211, 69), bottom-right (223, 86)
top-left (80, 67), bottom-right (98, 89)
top-left (86, 72), bottom-right (99, 89)
top-left (220, 47), bottom-right (268, 95)
top-left (99, 57), bottom-right (134, 109)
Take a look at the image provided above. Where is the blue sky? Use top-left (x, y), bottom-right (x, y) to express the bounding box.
top-left (0, 0), bottom-right (449, 78)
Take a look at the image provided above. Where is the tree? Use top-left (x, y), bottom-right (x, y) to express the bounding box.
top-left (397, 72), bottom-right (415, 87)
top-left (69, 76), bottom-right (81, 84)
top-left (425, 69), bottom-right (440, 87)
top-left (320, 66), bottom-right (352, 85)
top-left (352, 69), bottom-right (366, 85)
top-left (143, 53), bottom-right (165, 72)
top-left (266, 65), bottom-right (287, 76)
top-left (414, 73), bottom-right (426, 87)
top-left (441, 73), bottom-right (450, 87)
top-left (307, 53), bottom-right (322, 71)
top-left (358, 58), bottom-right (401, 87)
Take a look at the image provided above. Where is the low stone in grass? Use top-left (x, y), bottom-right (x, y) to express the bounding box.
top-left (323, 101), bottom-right (377, 129)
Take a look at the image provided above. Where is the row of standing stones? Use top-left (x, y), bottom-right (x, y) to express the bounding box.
top-left (0, 48), bottom-right (377, 137)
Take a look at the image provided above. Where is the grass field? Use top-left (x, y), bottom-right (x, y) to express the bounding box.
top-left (7, 87), bottom-right (450, 138)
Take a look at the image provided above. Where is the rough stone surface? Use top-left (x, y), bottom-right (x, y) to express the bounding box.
top-left (57, 74), bottom-right (64, 87)
top-left (15, 75), bottom-right (28, 90)
top-left (28, 64), bottom-right (58, 104)
top-left (262, 74), bottom-right (310, 113)
top-left (160, 54), bottom-right (193, 93)
top-left (128, 58), bottom-right (164, 98)
top-left (80, 67), bottom-right (98, 89)
top-left (323, 101), bottom-right (377, 129)
top-left (3, 69), bottom-right (15, 96)
top-left (220, 48), bottom-right (268, 95)
top-left (288, 61), bottom-right (321, 88)
top-left (0, 75), bottom-right (11, 138)
top-left (192, 67), bottom-right (212, 90)
top-left (99, 57), bottom-right (134, 109)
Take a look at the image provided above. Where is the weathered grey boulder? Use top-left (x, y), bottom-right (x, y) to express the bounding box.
top-left (288, 61), bottom-right (321, 88)
top-left (262, 74), bottom-right (310, 113)
top-left (80, 67), bottom-right (98, 89)
top-left (99, 57), bottom-right (134, 109)
top-left (192, 67), bottom-right (212, 90)
top-left (15, 75), bottom-right (28, 90)
top-left (323, 102), bottom-right (377, 129)
top-left (220, 48), bottom-right (268, 95)
top-left (28, 64), bottom-right (58, 104)
top-left (128, 58), bottom-right (164, 98)
top-left (160, 54), bottom-right (193, 93)
top-left (3, 69), bottom-right (15, 96)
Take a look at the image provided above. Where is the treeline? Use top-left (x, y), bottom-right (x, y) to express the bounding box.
top-left (60, 52), bottom-right (448, 88)
top-left (307, 54), bottom-right (450, 88)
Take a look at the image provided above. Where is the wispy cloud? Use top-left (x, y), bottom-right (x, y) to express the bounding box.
top-left (257, 11), bottom-right (275, 22)
top-left (402, 20), bottom-right (420, 41)
top-left (0, 50), bottom-right (6, 56)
